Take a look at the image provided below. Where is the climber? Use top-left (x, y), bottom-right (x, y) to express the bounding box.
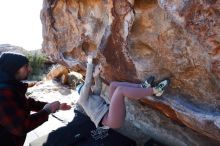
top-left (77, 56), bottom-right (170, 129)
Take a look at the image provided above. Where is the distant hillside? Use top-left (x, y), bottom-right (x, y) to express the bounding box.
top-left (0, 44), bottom-right (43, 55)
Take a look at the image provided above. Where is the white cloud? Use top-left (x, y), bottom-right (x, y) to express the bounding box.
top-left (0, 0), bottom-right (43, 50)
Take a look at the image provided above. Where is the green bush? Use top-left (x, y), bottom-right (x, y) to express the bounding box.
top-left (25, 52), bottom-right (48, 81)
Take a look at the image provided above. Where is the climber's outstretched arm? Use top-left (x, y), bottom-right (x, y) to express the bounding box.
top-left (79, 56), bottom-right (94, 102)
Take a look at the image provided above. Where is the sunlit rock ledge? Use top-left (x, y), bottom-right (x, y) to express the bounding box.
top-left (41, 0), bottom-right (220, 145)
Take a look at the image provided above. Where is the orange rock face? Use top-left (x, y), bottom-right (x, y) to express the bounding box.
top-left (41, 0), bottom-right (220, 145)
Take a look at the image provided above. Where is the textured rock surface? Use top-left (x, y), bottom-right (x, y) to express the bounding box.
top-left (41, 0), bottom-right (220, 145)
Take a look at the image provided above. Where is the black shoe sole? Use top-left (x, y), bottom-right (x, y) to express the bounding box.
top-left (147, 76), bottom-right (155, 86)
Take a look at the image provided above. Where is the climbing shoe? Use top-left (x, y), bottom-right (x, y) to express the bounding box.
top-left (141, 76), bottom-right (155, 88)
top-left (153, 79), bottom-right (170, 96)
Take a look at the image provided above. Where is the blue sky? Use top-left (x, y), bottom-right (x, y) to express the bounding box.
top-left (0, 0), bottom-right (43, 50)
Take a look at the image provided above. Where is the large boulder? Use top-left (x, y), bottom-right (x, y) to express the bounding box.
top-left (41, 0), bottom-right (220, 145)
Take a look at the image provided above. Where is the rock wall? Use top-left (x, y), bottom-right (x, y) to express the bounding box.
top-left (41, 0), bottom-right (220, 145)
